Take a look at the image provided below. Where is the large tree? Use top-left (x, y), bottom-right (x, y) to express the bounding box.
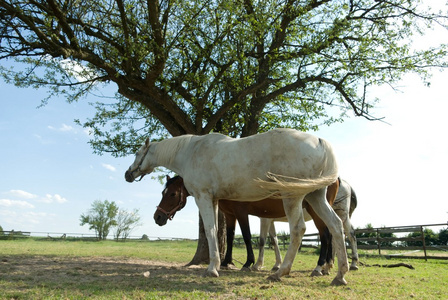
top-left (1, 0), bottom-right (447, 263)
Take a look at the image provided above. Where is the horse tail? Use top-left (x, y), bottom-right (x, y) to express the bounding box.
top-left (256, 137), bottom-right (339, 198)
top-left (348, 186), bottom-right (358, 217)
top-left (256, 173), bottom-right (339, 199)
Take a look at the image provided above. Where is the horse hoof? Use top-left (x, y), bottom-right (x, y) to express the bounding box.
top-left (203, 269), bottom-right (219, 277)
top-left (271, 266), bottom-right (280, 272)
top-left (330, 277), bottom-right (347, 286)
top-left (241, 266), bottom-right (252, 272)
top-left (267, 274), bottom-right (281, 282)
top-left (322, 269), bottom-right (330, 276)
top-left (350, 265), bottom-right (359, 271)
top-left (251, 265), bottom-right (262, 271)
top-left (310, 270), bottom-right (323, 277)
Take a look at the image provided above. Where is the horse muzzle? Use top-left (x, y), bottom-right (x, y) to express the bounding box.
top-left (154, 211), bottom-right (168, 226)
top-left (125, 170), bottom-right (135, 182)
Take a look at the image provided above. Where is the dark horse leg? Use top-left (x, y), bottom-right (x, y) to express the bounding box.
top-left (221, 211), bottom-right (255, 270)
top-left (221, 213), bottom-right (237, 268)
top-left (306, 204), bottom-right (334, 277)
top-left (237, 213), bottom-right (255, 270)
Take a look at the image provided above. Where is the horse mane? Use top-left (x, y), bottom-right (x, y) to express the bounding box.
top-left (154, 135), bottom-right (194, 166)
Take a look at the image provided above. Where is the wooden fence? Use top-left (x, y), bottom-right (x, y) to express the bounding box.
top-left (234, 223), bottom-right (448, 260)
top-left (354, 223), bottom-right (448, 260)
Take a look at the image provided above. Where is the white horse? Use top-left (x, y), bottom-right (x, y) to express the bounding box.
top-left (253, 178), bottom-right (359, 274)
top-left (125, 128), bottom-right (349, 285)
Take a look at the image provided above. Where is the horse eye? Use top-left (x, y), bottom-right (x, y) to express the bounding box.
top-left (170, 192), bottom-right (176, 197)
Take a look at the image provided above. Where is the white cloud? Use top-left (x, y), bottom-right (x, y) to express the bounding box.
top-left (0, 199), bottom-right (35, 209)
top-left (3, 190), bottom-right (68, 204)
top-left (48, 123), bottom-right (75, 132)
top-left (8, 190), bottom-right (37, 199)
top-left (60, 124), bottom-right (74, 132)
top-left (102, 163), bottom-right (116, 172)
top-left (38, 194), bottom-right (68, 204)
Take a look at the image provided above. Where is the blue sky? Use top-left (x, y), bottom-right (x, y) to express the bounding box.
top-left (1, 4), bottom-right (447, 239)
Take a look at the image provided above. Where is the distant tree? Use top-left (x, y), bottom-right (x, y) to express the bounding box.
top-left (80, 200), bottom-right (119, 240)
top-left (356, 223), bottom-right (395, 247)
top-left (438, 228), bottom-right (448, 246)
top-left (0, 225), bottom-right (3, 235)
top-left (356, 223), bottom-right (377, 246)
top-left (378, 230), bottom-right (395, 248)
top-left (405, 228), bottom-right (438, 247)
top-left (113, 208), bottom-right (142, 241)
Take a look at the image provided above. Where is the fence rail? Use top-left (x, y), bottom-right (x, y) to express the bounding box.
top-left (0, 231), bottom-right (194, 241)
top-left (1, 223), bottom-right (447, 260)
top-left (233, 223), bottom-right (448, 260)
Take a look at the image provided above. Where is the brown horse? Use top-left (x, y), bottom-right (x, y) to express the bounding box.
top-left (154, 175), bottom-right (340, 275)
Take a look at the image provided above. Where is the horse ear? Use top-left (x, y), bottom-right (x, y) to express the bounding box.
top-left (166, 175), bottom-right (171, 181)
top-left (145, 137), bottom-right (150, 147)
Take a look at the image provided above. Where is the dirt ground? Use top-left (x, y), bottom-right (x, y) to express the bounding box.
top-left (0, 255), bottom-right (206, 289)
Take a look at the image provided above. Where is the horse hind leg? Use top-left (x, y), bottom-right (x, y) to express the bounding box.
top-left (306, 204), bottom-right (332, 277)
top-left (221, 214), bottom-right (237, 269)
top-left (347, 223), bottom-right (359, 271)
top-left (312, 226), bottom-right (333, 277)
top-left (269, 221), bottom-right (282, 272)
top-left (306, 189), bottom-right (349, 286)
top-left (253, 218), bottom-right (270, 271)
top-left (237, 214), bottom-right (255, 271)
top-left (268, 196), bottom-right (306, 282)
top-left (338, 209), bottom-right (359, 271)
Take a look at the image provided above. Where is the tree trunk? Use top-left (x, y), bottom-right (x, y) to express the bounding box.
top-left (187, 211), bottom-right (226, 266)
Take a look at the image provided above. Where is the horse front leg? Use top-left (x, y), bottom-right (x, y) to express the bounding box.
top-left (195, 196), bottom-right (220, 277)
top-left (268, 196), bottom-right (305, 282)
top-left (306, 189), bottom-right (349, 286)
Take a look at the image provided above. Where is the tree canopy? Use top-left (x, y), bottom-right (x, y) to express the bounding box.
top-left (1, 0), bottom-right (447, 156)
top-left (113, 208), bottom-right (142, 241)
top-left (80, 199), bottom-right (119, 240)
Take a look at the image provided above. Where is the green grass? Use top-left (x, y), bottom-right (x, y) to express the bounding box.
top-left (0, 239), bottom-right (447, 299)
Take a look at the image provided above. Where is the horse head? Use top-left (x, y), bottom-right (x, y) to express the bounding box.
top-left (154, 175), bottom-right (189, 226)
top-left (125, 138), bottom-right (154, 182)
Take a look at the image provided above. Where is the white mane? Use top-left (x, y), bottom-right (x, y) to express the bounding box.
top-left (153, 135), bottom-right (194, 166)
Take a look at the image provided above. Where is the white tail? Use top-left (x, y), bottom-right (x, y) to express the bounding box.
top-left (255, 172), bottom-right (338, 199)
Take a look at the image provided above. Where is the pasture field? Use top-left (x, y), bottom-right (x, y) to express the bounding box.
top-left (0, 239), bottom-right (447, 299)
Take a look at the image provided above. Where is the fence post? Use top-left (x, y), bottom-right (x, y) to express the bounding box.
top-left (376, 228), bottom-right (381, 256)
top-left (420, 226), bottom-right (427, 261)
